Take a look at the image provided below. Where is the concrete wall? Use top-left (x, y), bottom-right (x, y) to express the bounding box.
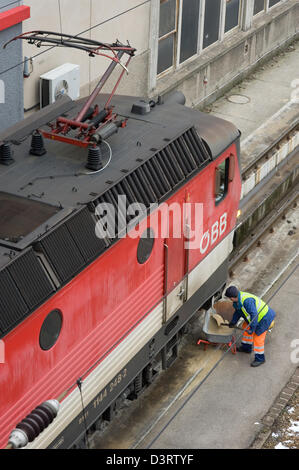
top-left (0, 0), bottom-right (24, 131)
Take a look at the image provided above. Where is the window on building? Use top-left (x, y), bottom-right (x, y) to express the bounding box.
top-left (157, 0), bottom-right (242, 76)
top-left (254, 0), bottom-right (282, 17)
top-left (203, 0), bottom-right (222, 49)
top-left (268, 0), bottom-right (281, 7)
top-left (215, 158), bottom-right (229, 204)
top-left (158, 0), bottom-right (202, 74)
top-left (157, 0), bottom-right (178, 74)
top-left (179, 0), bottom-right (201, 63)
top-left (253, 0), bottom-right (266, 15)
top-left (225, 0), bottom-right (241, 33)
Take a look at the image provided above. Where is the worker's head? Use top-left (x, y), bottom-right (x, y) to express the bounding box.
top-left (225, 285), bottom-right (239, 302)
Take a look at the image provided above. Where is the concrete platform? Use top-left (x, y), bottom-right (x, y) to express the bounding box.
top-left (203, 40), bottom-right (299, 144)
top-left (144, 258), bottom-right (299, 449)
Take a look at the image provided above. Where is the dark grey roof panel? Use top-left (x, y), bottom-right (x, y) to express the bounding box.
top-left (193, 110), bottom-right (241, 158)
top-left (0, 96), bottom-right (75, 143)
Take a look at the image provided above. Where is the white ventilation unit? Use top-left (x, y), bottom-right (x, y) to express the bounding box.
top-left (40, 63), bottom-right (80, 108)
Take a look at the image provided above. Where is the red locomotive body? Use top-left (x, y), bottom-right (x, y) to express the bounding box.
top-left (0, 92), bottom-right (241, 448)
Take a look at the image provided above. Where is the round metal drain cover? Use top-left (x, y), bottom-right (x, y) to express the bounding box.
top-left (227, 94), bottom-right (250, 104)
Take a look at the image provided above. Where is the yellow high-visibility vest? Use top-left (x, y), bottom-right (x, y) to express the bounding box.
top-left (239, 291), bottom-right (269, 323)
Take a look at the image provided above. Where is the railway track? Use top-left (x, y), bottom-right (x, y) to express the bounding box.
top-left (241, 122), bottom-right (298, 187)
top-left (231, 119), bottom-right (298, 266)
top-left (230, 178), bottom-right (298, 270)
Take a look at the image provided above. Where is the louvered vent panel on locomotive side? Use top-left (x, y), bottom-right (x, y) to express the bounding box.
top-left (65, 207), bottom-right (107, 262)
top-left (0, 270), bottom-right (29, 335)
top-left (37, 224), bottom-right (86, 284)
top-left (7, 249), bottom-right (54, 309)
top-left (0, 249), bottom-right (54, 337)
top-left (36, 208), bottom-right (108, 285)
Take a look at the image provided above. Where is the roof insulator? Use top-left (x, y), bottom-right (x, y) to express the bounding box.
top-left (29, 130), bottom-right (47, 156)
top-left (86, 145), bottom-right (103, 171)
top-left (0, 142), bottom-right (14, 166)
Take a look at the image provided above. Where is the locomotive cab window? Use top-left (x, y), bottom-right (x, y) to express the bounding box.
top-left (215, 158), bottom-right (229, 204)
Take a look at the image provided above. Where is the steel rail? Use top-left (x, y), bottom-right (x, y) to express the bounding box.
top-left (229, 182), bottom-right (298, 270)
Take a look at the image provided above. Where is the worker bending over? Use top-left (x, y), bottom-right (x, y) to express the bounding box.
top-left (225, 286), bottom-right (276, 367)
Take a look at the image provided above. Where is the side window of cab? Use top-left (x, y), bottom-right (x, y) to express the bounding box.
top-left (215, 154), bottom-right (235, 205)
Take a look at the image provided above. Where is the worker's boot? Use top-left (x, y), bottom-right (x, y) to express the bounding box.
top-left (237, 344), bottom-right (252, 353)
top-left (251, 353), bottom-right (265, 367)
top-left (251, 360), bottom-right (265, 367)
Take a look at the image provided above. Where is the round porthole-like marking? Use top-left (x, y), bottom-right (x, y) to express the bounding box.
top-left (39, 309), bottom-right (63, 351)
top-left (137, 228), bottom-right (155, 264)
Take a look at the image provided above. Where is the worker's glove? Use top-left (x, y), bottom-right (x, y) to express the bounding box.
top-left (228, 322), bottom-right (235, 328)
top-left (244, 325), bottom-right (253, 334)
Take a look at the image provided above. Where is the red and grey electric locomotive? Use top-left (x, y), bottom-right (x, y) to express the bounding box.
top-left (0, 33), bottom-right (241, 449)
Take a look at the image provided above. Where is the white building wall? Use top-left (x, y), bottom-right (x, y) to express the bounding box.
top-left (23, 0), bottom-right (151, 110)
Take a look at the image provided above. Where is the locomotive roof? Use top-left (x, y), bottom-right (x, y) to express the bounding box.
top-left (0, 93), bottom-right (240, 338)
